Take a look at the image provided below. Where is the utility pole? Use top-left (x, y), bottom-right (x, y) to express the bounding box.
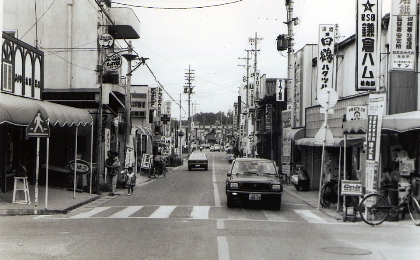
top-left (122, 41), bottom-right (138, 168)
top-left (285, 1), bottom-right (296, 128)
top-left (238, 50), bottom-right (252, 157)
top-left (184, 65), bottom-right (195, 157)
top-left (249, 32), bottom-right (262, 158)
top-left (179, 94), bottom-right (182, 158)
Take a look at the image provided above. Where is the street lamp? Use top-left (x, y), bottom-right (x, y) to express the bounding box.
top-left (121, 41), bottom-right (148, 168)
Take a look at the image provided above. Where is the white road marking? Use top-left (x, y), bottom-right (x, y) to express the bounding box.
top-left (109, 206), bottom-right (143, 218)
top-left (294, 209), bottom-right (328, 223)
top-left (149, 206), bottom-right (176, 218)
top-left (262, 210), bottom-right (290, 222)
top-left (217, 236), bottom-right (230, 260)
top-left (191, 206), bottom-right (210, 219)
top-left (217, 219), bottom-right (225, 229)
top-left (70, 207), bottom-right (110, 218)
top-left (213, 156), bottom-right (222, 207)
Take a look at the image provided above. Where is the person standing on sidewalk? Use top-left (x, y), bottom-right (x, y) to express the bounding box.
top-left (105, 151), bottom-right (120, 196)
top-left (124, 167), bottom-right (136, 195)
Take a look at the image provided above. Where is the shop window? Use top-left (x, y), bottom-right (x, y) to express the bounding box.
top-left (2, 62), bottom-right (13, 92)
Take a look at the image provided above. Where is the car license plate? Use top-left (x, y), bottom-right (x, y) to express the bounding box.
top-left (249, 194), bottom-right (261, 200)
top-left (195, 165), bottom-right (200, 167)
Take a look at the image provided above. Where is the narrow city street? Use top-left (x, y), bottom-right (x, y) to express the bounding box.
top-left (1, 152), bottom-right (418, 260)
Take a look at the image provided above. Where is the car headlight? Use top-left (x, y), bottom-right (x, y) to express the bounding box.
top-left (230, 183), bottom-right (239, 189)
top-left (271, 184), bottom-right (281, 190)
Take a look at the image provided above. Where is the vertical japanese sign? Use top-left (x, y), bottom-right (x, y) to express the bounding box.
top-left (365, 92), bottom-right (385, 192)
top-left (390, 0), bottom-right (416, 71)
top-left (276, 79), bottom-right (285, 102)
top-left (248, 83), bottom-right (255, 112)
top-left (233, 102), bottom-right (238, 131)
top-left (357, 0), bottom-right (380, 91)
top-left (265, 104), bottom-right (272, 130)
top-left (282, 110), bottom-right (292, 158)
top-left (317, 24), bottom-right (336, 92)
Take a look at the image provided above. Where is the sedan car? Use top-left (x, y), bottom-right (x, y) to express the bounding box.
top-left (188, 152), bottom-right (208, 171)
top-left (225, 158), bottom-right (283, 210)
top-left (213, 144), bottom-right (221, 152)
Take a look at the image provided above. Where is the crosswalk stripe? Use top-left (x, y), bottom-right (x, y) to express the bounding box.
top-left (70, 207), bottom-right (110, 219)
top-left (191, 206), bottom-right (210, 219)
top-left (262, 210), bottom-right (290, 222)
top-left (109, 206), bottom-right (143, 218)
top-left (293, 209), bottom-right (328, 223)
top-left (149, 206), bottom-right (176, 218)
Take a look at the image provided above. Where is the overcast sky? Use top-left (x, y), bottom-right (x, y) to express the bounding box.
top-left (114, 0), bottom-right (391, 116)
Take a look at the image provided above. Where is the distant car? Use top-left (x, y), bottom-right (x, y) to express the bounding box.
top-left (210, 146), bottom-right (215, 152)
top-left (225, 158), bottom-right (283, 210)
top-left (214, 144), bottom-right (221, 152)
top-left (188, 152), bottom-right (208, 171)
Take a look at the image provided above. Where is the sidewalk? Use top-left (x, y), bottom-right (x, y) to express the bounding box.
top-left (0, 172), bottom-right (153, 216)
top-left (282, 184), bottom-right (348, 221)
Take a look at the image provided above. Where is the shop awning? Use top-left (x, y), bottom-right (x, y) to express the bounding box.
top-left (296, 137), bottom-right (363, 147)
top-left (286, 128), bottom-right (304, 141)
top-left (133, 125), bottom-right (153, 136)
top-left (343, 111), bottom-right (420, 134)
top-left (0, 94), bottom-right (93, 127)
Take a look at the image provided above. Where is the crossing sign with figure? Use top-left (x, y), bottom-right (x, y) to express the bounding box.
top-left (26, 110), bottom-right (50, 137)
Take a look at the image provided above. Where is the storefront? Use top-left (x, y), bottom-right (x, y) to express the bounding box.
top-left (0, 94), bottom-right (93, 192)
top-left (343, 111), bottom-right (420, 195)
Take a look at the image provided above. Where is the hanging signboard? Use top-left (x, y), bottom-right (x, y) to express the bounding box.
top-left (356, 0), bottom-right (380, 91)
top-left (276, 79), bottom-right (285, 102)
top-left (346, 105), bottom-right (367, 121)
top-left (317, 24), bottom-right (336, 93)
top-left (99, 33), bottom-right (114, 49)
top-left (390, 0), bottom-right (416, 71)
top-left (104, 52), bottom-right (122, 71)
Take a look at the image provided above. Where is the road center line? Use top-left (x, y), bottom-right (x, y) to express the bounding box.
top-left (217, 236), bottom-right (230, 260)
top-left (213, 156), bottom-right (221, 207)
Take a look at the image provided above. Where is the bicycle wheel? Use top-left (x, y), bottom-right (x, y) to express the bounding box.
top-left (407, 195), bottom-right (420, 226)
top-left (320, 184), bottom-right (333, 208)
top-left (359, 194), bottom-right (389, 226)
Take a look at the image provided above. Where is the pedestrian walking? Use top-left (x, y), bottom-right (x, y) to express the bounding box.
top-left (124, 167), bottom-right (136, 195)
top-left (105, 151), bottom-right (120, 196)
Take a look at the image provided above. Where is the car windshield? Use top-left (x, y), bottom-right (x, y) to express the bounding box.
top-left (232, 160), bottom-right (276, 175)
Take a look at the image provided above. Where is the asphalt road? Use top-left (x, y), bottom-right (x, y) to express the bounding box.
top-left (1, 151), bottom-right (419, 259)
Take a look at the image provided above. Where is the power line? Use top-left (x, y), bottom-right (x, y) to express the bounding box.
top-left (144, 63), bottom-right (186, 114)
top-left (111, 0), bottom-right (243, 10)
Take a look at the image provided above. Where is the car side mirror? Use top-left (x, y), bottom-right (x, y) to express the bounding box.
top-left (227, 172), bottom-right (231, 177)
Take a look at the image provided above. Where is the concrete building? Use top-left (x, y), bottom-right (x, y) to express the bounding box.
top-left (2, 0), bottom-right (141, 192)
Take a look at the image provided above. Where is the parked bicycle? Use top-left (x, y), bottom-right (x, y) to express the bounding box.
top-left (149, 158), bottom-right (168, 178)
top-left (320, 176), bottom-right (342, 208)
top-left (358, 182), bottom-right (420, 226)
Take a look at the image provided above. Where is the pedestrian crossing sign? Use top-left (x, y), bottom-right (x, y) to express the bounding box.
top-left (26, 110), bottom-right (50, 137)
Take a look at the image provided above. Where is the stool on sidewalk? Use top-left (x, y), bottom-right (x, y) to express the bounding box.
top-left (12, 177), bottom-right (31, 204)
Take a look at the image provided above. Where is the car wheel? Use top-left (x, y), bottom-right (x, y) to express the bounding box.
top-left (227, 195), bottom-right (234, 208)
top-left (188, 166), bottom-right (192, 171)
top-left (272, 197), bottom-right (282, 210)
top-left (205, 166), bottom-right (208, 171)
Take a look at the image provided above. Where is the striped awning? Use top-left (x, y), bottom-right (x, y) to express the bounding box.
top-left (0, 94), bottom-right (92, 127)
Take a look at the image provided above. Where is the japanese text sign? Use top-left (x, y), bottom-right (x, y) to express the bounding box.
top-left (276, 79), bottom-right (285, 102)
top-left (390, 0), bottom-right (416, 71)
top-left (357, 0), bottom-right (380, 91)
top-left (317, 24), bottom-right (336, 92)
